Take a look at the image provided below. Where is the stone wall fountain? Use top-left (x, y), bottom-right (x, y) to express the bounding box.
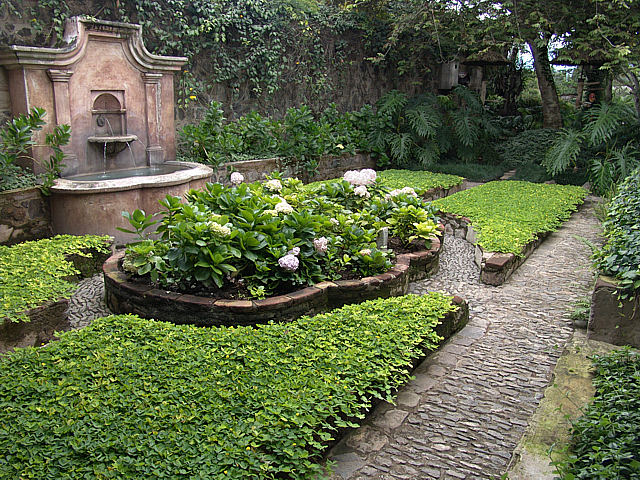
top-left (0, 16), bottom-right (212, 243)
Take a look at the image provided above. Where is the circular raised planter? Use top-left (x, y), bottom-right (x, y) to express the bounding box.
top-left (103, 236), bottom-right (443, 327)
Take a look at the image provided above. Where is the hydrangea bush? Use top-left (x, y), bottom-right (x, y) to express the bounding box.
top-left (122, 169), bottom-right (440, 297)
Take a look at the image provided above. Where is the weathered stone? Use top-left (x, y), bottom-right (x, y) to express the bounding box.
top-left (589, 275), bottom-right (640, 348)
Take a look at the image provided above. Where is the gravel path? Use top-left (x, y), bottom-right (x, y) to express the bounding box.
top-left (66, 198), bottom-right (602, 480)
top-left (326, 197), bottom-right (603, 479)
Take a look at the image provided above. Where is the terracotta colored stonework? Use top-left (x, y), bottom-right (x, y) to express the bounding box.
top-left (103, 236), bottom-right (444, 326)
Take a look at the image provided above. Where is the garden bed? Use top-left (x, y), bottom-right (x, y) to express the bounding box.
top-left (0, 293), bottom-right (467, 479)
top-left (433, 181), bottom-right (587, 286)
top-left (0, 235), bottom-right (113, 353)
top-left (588, 276), bottom-right (640, 348)
top-left (104, 236), bottom-right (443, 326)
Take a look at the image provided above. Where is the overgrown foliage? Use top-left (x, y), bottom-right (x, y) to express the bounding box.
top-left (368, 87), bottom-right (503, 168)
top-left (0, 235), bottom-right (112, 322)
top-left (121, 171), bottom-right (439, 297)
top-left (593, 167), bottom-right (640, 300)
top-left (0, 107), bottom-right (70, 194)
top-left (554, 348), bottom-right (640, 480)
top-left (432, 181), bottom-right (587, 255)
top-left (178, 101), bottom-right (373, 172)
top-left (543, 100), bottom-right (640, 195)
top-left (0, 293), bottom-right (456, 479)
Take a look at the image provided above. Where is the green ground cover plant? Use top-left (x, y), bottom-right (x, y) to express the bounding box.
top-left (0, 293), bottom-right (456, 479)
top-left (425, 162), bottom-right (505, 182)
top-left (555, 348), bottom-right (640, 480)
top-left (121, 170), bottom-right (439, 297)
top-left (305, 169), bottom-right (463, 195)
top-left (432, 181), bottom-right (587, 255)
top-left (0, 235), bottom-right (112, 322)
top-left (593, 167), bottom-right (640, 300)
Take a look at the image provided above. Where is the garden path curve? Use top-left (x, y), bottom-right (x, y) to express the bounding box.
top-left (325, 196), bottom-right (603, 480)
top-left (65, 197), bottom-right (602, 480)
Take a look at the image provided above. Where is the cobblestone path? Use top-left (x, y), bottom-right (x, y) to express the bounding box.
top-left (326, 197), bottom-right (603, 480)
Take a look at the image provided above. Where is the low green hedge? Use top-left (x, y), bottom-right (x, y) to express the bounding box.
top-left (377, 169), bottom-right (463, 193)
top-left (558, 348), bottom-right (640, 479)
top-left (304, 169), bottom-right (463, 194)
top-left (0, 235), bottom-right (112, 322)
top-left (593, 167), bottom-right (640, 300)
top-left (0, 293), bottom-right (455, 479)
top-left (432, 181), bottom-right (587, 255)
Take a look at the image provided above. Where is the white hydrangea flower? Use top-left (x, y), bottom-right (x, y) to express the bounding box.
top-left (330, 218), bottom-right (340, 227)
top-left (210, 222), bottom-right (232, 237)
top-left (344, 168), bottom-right (377, 186)
top-left (230, 172), bottom-right (244, 185)
top-left (275, 201), bottom-right (293, 214)
top-left (386, 187), bottom-right (418, 200)
top-left (264, 179), bottom-right (283, 192)
top-left (354, 185), bottom-right (370, 198)
top-left (288, 247), bottom-right (301, 256)
top-left (359, 248), bottom-right (372, 256)
top-left (263, 209), bottom-right (278, 216)
top-left (313, 237), bottom-right (328, 253)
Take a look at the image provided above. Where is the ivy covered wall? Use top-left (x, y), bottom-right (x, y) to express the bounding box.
top-left (0, 0), bottom-right (437, 126)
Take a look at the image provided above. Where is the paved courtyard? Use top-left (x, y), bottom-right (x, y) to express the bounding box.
top-left (65, 197), bottom-right (603, 480)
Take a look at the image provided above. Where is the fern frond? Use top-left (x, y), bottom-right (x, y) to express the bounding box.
top-left (368, 129), bottom-right (389, 151)
top-left (406, 105), bottom-right (441, 139)
top-left (589, 156), bottom-right (616, 195)
top-left (453, 85), bottom-right (483, 113)
top-left (390, 132), bottom-right (413, 163)
top-left (451, 109), bottom-right (480, 148)
top-left (543, 129), bottom-right (585, 176)
top-left (608, 143), bottom-right (640, 180)
top-left (377, 90), bottom-right (408, 117)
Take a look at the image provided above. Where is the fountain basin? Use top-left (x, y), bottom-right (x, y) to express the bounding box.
top-left (50, 161), bottom-right (212, 244)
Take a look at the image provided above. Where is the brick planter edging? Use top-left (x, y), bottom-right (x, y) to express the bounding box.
top-left (589, 276), bottom-right (640, 348)
top-left (103, 237), bottom-right (443, 327)
top-left (0, 244), bottom-right (114, 354)
top-left (440, 212), bottom-right (552, 286)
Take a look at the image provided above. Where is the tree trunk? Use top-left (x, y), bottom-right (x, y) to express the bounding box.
top-left (528, 39), bottom-right (563, 128)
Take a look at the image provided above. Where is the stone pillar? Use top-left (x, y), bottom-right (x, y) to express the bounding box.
top-left (142, 72), bottom-right (164, 165)
top-left (47, 69), bottom-right (77, 165)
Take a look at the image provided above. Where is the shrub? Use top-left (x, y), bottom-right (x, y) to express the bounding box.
top-left (0, 293), bottom-right (456, 479)
top-left (432, 181), bottom-right (587, 255)
top-left (556, 348), bottom-right (640, 479)
top-left (0, 107), bottom-right (70, 194)
top-left (593, 167), bottom-right (640, 300)
top-left (497, 128), bottom-right (559, 168)
top-left (122, 170), bottom-right (439, 296)
top-left (0, 235), bottom-right (112, 322)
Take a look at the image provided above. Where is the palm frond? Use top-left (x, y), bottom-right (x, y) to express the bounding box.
top-left (589, 156), bottom-right (616, 196)
top-left (608, 144), bottom-right (640, 180)
top-left (584, 101), bottom-right (634, 147)
top-left (413, 143), bottom-right (440, 168)
top-left (543, 129), bottom-right (585, 176)
top-left (453, 85), bottom-right (483, 113)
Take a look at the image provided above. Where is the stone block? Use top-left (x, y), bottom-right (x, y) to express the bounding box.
top-left (589, 276), bottom-right (640, 348)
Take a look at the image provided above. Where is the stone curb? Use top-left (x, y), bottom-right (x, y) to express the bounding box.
top-left (103, 236), bottom-right (444, 327)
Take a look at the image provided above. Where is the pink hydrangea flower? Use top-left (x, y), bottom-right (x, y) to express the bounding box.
top-left (313, 237), bottom-right (328, 253)
top-left (278, 254), bottom-right (299, 271)
top-left (230, 172), bottom-right (244, 185)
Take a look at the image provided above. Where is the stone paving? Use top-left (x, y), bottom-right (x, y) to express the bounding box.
top-left (325, 196), bottom-right (603, 480)
top-left (65, 197), bottom-right (603, 480)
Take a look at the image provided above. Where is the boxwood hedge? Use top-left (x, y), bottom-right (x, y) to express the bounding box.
top-left (0, 293), bottom-right (455, 479)
top-left (0, 235), bottom-right (112, 322)
top-left (432, 181), bottom-right (587, 255)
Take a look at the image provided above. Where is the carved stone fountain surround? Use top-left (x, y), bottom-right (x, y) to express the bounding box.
top-left (0, 17), bottom-right (213, 243)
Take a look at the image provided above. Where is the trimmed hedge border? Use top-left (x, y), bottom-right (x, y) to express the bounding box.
top-left (0, 245), bottom-right (113, 353)
top-left (589, 276), bottom-right (640, 348)
top-left (104, 236), bottom-right (443, 326)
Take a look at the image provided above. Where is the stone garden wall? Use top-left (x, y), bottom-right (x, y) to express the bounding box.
top-left (0, 187), bottom-right (51, 245)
